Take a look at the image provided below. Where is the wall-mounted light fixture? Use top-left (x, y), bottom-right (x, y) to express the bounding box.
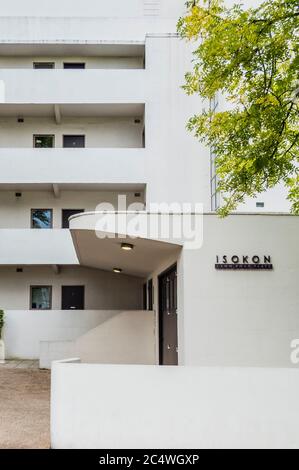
top-left (113, 268), bottom-right (122, 273)
top-left (121, 243), bottom-right (134, 251)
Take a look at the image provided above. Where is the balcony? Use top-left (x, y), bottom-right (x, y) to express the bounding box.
top-left (0, 148), bottom-right (146, 186)
top-left (0, 229), bottom-right (78, 265)
top-left (0, 69), bottom-right (146, 104)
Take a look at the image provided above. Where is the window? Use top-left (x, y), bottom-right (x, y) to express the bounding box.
top-left (33, 62), bottom-right (55, 69)
top-left (34, 135), bottom-right (55, 148)
top-left (63, 135), bottom-right (85, 148)
top-left (31, 209), bottom-right (53, 229)
top-left (31, 286), bottom-right (52, 310)
top-left (63, 63), bottom-right (85, 69)
top-left (256, 202), bottom-right (265, 208)
top-left (62, 209), bottom-right (85, 229)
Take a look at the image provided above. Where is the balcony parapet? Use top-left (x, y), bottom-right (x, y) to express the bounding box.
top-left (0, 148), bottom-right (146, 185)
top-left (0, 229), bottom-right (78, 265)
top-left (0, 69), bottom-right (146, 104)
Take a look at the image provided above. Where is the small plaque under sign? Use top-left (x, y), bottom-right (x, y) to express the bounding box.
top-left (215, 263), bottom-right (273, 270)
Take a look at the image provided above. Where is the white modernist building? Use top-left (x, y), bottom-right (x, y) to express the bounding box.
top-left (0, 0), bottom-right (298, 449)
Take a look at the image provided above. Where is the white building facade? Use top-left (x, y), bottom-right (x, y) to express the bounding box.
top-left (0, 2), bottom-right (299, 448)
top-left (0, 0), bottom-right (297, 368)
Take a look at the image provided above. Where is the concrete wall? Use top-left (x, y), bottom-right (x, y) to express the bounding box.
top-left (0, 191), bottom-right (145, 228)
top-left (239, 184), bottom-right (291, 213)
top-left (51, 363), bottom-right (299, 449)
top-left (0, 1), bottom-right (184, 43)
top-left (0, 117), bottom-right (144, 148)
top-left (180, 214), bottom-right (299, 367)
top-left (75, 310), bottom-right (156, 364)
top-left (0, 266), bottom-right (143, 310)
top-left (3, 309), bottom-right (121, 359)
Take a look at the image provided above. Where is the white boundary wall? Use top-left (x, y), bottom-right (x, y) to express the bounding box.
top-left (51, 363), bottom-right (299, 449)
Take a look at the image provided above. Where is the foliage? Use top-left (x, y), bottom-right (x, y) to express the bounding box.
top-left (178, 0), bottom-right (299, 215)
top-left (0, 309), bottom-right (4, 339)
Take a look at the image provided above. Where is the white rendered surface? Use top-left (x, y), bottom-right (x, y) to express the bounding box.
top-left (51, 363), bottom-right (299, 449)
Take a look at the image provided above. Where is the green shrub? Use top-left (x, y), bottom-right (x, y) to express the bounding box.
top-left (0, 310), bottom-right (4, 340)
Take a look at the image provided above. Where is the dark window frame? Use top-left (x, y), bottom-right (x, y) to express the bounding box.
top-left (31, 208), bottom-right (53, 229)
top-left (33, 134), bottom-right (55, 148)
top-left (33, 62), bottom-right (55, 69)
top-left (63, 62), bottom-right (86, 69)
top-left (30, 285), bottom-right (52, 310)
top-left (63, 135), bottom-right (86, 148)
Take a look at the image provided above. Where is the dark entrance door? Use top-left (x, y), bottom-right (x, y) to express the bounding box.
top-left (158, 264), bottom-right (178, 365)
top-left (62, 286), bottom-right (85, 310)
top-left (62, 209), bottom-right (84, 229)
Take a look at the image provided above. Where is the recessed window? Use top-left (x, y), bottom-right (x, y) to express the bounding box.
top-left (256, 202), bottom-right (265, 208)
top-left (63, 63), bottom-right (85, 69)
top-left (31, 286), bottom-right (52, 310)
top-left (34, 135), bottom-right (55, 148)
top-left (31, 209), bottom-right (53, 229)
top-left (62, 209), bottom-right (85, 229)
top-left (63, 135), bottom-right (85, 148)
top-left (33, 62), bottom-right (55, 69)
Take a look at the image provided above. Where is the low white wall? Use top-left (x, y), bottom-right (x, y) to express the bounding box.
top-left (51, 364), bottom-right (299, 449)
top-left (3, 310), bottom-right (121, 359)
top-left (75, 310), bottom-right (156, 365)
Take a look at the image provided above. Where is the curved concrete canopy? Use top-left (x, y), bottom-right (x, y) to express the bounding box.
top-left (69, 212), bottom-right (182, 277)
